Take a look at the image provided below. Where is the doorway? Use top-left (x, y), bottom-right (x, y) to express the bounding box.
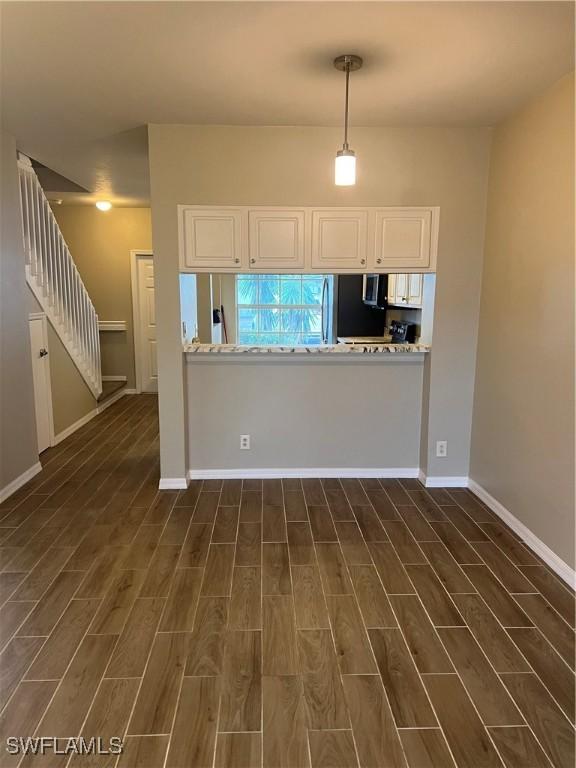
top-left (28, 313), bottom-right (54, 452)
top-left (131, 251), bottom-right (158, 393)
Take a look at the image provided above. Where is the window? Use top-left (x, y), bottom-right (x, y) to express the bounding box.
top-left (236, 274), bottom-right (333, 346)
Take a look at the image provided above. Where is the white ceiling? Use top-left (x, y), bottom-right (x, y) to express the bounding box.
top-left (2, 1), bottom-right (573, 205)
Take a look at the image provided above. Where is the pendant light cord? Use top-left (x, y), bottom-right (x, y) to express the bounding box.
top-left (343, 60), bottom-right (350, 150)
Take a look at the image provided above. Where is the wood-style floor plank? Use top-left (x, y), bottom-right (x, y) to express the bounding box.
top-left (506, 627), bottom-right (575, 719)
top-left (166, 676), bottom-right (219, 768)
top-left (291, 565), bottom-right (330, 630)
top-left (405, 564), bottom-right (465, 627)
top-left (513, 592), bottom-right (575, 669)
top-left (128, 632), bottom-right (188, 735)
top-left (326, 594), bottom-right (377, 674)
top-left (159, 566), bottom-right (202, 631)
top-left (399, 728), bottom-right (456, 768)
top-left (486, 726), bottom-right (552, 768)
top-left (229, 566), bottom-right (261, 631)
top-left (501, 673), bottom-right (575, 768)
top-left (263, 675), bottom-right (310, 768)
top-left (451, 593), bottom-right (531, 674)
top-left (201, 544), bottom-right (235, 596)
top-left (219, 630), bottom-right (261, 732)
top-left (106, 596), bottom-right (165, 677)
top-left (297, 629), bottom-right (349, 729)
top-left (462, 565), bottom-right (533, 627)
top-left (287, 521), bottom-right (315, 565)
top-left (369, 542), bottom-right (414, 594)
top-left (349, 564), bottom-right (397, 628)
top-left (25, 598), bottom-right (100, 680)
top-left (315, 543), bottom-right (353, 595)
top-left (369, 628), bottom-right (437, 727)
top-left (263, 595), bottom-right (298, 675)
top-left (263, 542), bottom-right (291, 595)
top-left (215, 733), bottom-right (262, 768)
top-left (185, 596), bottom-right (229, 676)
top-left (437, 627), bottom-right (524, 725)
top-left (389, 594), bottom-right (454, 673)
top-left (235, 522), bottom-right (261, 566)
top-left (342, 674), bottom-right (407, 768)
top-left (423, 674), bottom-right (503, 768)
top-left (117, 735), bottom-right (169, 767)
top-left (308, 730), bottom-right (359, 768)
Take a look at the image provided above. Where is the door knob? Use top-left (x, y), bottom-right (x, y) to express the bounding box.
top-left (39, 348), bottom-right (48, 357)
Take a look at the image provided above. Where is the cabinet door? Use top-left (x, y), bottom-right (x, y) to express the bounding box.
top-left (311, 210), bottom-right (368, 270)
top-left (387, 274), bottom-right (396, 303)
top-left (248, 210), bottom-right (305, 270)
top-left (394, 273), bottom-right (409, 305)
top-left (407, 273), bottom-right (423, 307)
top-left (180, 208), bottom-right (244, 269)
top-left (374, 209), bottom-right (433, 270)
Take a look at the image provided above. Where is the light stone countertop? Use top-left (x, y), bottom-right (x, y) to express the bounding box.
top-left (184, 343), bottom-right (431, 355)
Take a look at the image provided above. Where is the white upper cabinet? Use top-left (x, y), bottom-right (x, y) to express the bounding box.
top-left (178, 205), bottom-right (438, 273)
top-left (248, 210), bottom-right (305, 270)
top-left (387, 272), bottom-right (423, 308)
top-left (180, 207), bottom-right (245, 269)
top-left (311, 210), bottom-right (368, 271)
top-left (373, 208), bottom-right (438, 270)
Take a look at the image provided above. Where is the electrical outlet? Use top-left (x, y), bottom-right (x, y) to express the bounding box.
top-left (240, 434), bottom-right (251, 450)
top-left (436, 440), bottom-right (448, 458)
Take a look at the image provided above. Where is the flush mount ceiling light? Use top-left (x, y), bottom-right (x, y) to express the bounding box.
top-left (95, 200), bottom-right (112, 211)
top-left (334, 54), bottom-right (363, 186)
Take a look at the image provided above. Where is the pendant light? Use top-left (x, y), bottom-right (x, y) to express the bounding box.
top-left (334, 54), bottom-right (363, 186)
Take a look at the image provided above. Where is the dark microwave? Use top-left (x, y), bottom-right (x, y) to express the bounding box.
top-left (362, 274), bottom-right (387, 308)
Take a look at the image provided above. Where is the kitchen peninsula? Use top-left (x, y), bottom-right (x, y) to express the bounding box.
top-left (184, 341), bottom-right (429, 478)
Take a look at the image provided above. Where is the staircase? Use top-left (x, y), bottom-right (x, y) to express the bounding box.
top-left (18, 155), bottom-right (102, 399)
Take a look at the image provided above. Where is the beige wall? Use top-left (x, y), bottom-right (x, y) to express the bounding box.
top-left (28, 289), bottom-right (97, 436)
top-left (148, 124), bottom-right (491, 481)
top-left (53, 206), bottom-right (152, 389)
top-left (470, 73), bottom-right (575, 568)
top-left (0, 131), bottom-right (39, 492)
top-left (47, 324), bottom-right (96, 435)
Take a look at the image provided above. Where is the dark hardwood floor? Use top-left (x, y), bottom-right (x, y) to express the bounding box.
top-left (0, 394), bottom-right (574, 767)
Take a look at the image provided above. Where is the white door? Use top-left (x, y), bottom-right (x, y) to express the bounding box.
top-left (311, 210), bottom-right (368, 270)
top-left (29, 315), bottom-right (53, 452)
top-left (134, 255), bottom-right (158, 393)
top-left (248, 210), bottom-right (306, 270)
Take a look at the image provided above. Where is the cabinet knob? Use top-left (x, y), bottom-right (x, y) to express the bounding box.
top-left (376, 258), bottom-right (382, 264)
top-left (250, 258), bottom-right (255, 264)
top-left (235, 258), bottom-right (240, 264)
top-left (361, 258), bottom-right (366, 265)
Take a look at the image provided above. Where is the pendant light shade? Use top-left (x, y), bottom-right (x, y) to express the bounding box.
top-left (335, 149), bottom-right (356, 186)
top-left (333, 54), bottom-right (362, 186)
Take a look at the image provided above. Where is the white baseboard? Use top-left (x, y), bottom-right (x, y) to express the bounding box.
top-left (97, 388), bottom-right (127, 413)
top-left (418, 470), bottom-right (469, 488)
top-left (53, 389), bottom-right (127, 445)
top-left (0, 462), bottom-right (43, 504)
top-left (159, 477), bottom-right (189, 490)
top-left (123, 388), bottom-right (137, 395)
top-left (102, 375), bottom-right (127, 382)
top-left (468, 479), bottom-right (575, 588)
top-left (54, 408), bottom-right (98, 444)
top-left (188, 467), bottom-right (420, 480)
